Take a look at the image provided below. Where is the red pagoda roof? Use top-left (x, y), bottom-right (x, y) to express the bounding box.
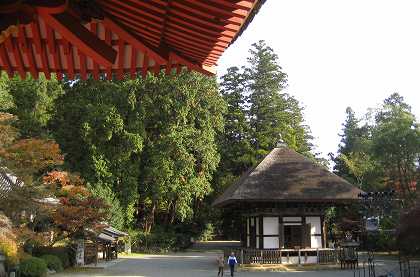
top-left (0, 0), bottom-right (263, 80)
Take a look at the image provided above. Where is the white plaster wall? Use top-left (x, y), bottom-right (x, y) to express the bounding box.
top-left (311, 237), bottom-right (322, 248)
top-left (263, 217), bottom-right (279, 235)
top-left (302, 256), bottom-right (318, 264)
top-left (263, 237), bottom-right (279, 249)
top-left (306, 217), bottom-right (322, 248)
top-left (281, 256), bottom-right (299, 264)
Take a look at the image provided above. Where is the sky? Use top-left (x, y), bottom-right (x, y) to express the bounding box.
top-left (217, 0), bottom-right (420, 161)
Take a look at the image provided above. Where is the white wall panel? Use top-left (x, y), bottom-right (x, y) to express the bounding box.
top-left (311, 236), bottom-right (322, 248)
top-left (306, 217), bottom-right (322, 248)
top-left (263, 237), bottom-right (279, 249)
top-left (263, 217), bottom-right (279, 235)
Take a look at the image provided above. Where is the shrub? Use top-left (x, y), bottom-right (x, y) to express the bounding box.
top-left (33, 247), bottom-right (71, 268)
top-left (19, 257), bottom-right (47, 277)
top-left (130, 225), bottom-right (194, 253)
top-left (40, 255), bottom-right (63, 272)
top-left (0, 237), bottom-right (18, 267)
top-left (198, 223), bottom-right (215, 241)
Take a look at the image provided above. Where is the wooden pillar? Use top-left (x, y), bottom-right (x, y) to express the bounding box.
top-left (258, 215), bottom-right (263, 249)
top-left (321, 216), bottom-right (327, 248)
top-left (279, 217), bottom-right (284, 249)
top-left (241, 216), bottom-right (246, 248)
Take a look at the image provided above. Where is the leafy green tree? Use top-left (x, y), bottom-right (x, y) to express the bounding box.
top-left (137, 72), bottom-right (225, 232)
top-left (333, 94), bottom-right (419, 197)
top-left (50, 79), bottom-right (144, 226)
top-left (0, 74), bottom-right (63, 138)
top-left (371, 93), bottom-right (420, 199)
top-left (0, 73), bottom-right (14, 111)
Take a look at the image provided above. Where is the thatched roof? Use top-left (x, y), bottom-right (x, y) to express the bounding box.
top-left (213, 147), bottom-right (363, 207)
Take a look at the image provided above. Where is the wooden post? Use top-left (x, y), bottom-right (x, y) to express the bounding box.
top-left (322, 216), bottom-right (327, 248)
top-left (317, 248), bottom-right (319, 264)
top-left (280, 249), bottom-right (282, 264)
top-left (298, 249), bottom-right (301, 265)
top-left (259, 215), bottom-right (263, 250)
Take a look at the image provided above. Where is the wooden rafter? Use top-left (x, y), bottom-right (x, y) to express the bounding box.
top-left (0, 0), bottom-right (262, 80)
top-left (39, 11), bottom-right (117, 67)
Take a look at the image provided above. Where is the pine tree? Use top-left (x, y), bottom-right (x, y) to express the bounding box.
top-left (218, 67), bottom-right (254, 176)
top-left (244, 40), bottom-right (313, 158)
top-left (333, 107), bottom-right (360, 181)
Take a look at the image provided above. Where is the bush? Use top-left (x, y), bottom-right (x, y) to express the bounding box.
top-left (0, 237), bottom-right (18, 267)
top-left (33, 247), bottom-right (71, 268)
top-left (40, 255), bottom-right (63, 272)
top-left (198, 223), bottom-right (215, 241)
top-left (130, 225), bottom-right (194, 253)
top-left (19, 257), bottom-right (47, 277)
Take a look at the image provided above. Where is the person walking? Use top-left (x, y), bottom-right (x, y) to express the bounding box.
top-left (227, 252), bottom-right (238, 277)
top-left (217, 255), bottom-right (224, 276)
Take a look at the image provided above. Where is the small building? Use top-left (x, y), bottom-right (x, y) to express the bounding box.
top-left (213, 147), bottom-right (362, 264)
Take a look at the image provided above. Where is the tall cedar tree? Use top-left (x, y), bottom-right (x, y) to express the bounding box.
top-left (332, 107), bottom-right (372, 184)
top-left (218, 67), bottom-right (254, 178)
top-left (216, 41), bottom-right (314, 239)
top-left (244, 40), bottom-right (313, 158)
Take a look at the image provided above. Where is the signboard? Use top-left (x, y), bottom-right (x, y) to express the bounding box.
top-left (75, 239), bottom-right (85, 266)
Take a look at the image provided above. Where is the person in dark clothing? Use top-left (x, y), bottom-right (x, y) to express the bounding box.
top-left (227, 252), bottom-right (238, 277)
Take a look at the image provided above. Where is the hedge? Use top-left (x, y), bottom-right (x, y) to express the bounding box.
top-left (20, 257), bottom-right (47, 277)
top-left (40, 255), bottom-right (63, 272)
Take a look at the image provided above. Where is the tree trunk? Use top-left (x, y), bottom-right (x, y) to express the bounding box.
top-left (144, 202), bottom-right (156, 233)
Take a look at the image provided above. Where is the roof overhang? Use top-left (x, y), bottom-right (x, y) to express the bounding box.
top-left (213, 198), bottom-right (362, 208)
top-left (0, 0), bottom-right (263, 80)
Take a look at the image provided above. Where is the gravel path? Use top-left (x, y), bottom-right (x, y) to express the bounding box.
top-left (55, 252), bottom-right (358, 277)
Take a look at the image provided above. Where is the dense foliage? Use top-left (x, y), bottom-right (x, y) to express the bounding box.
top-left (331, 93), bottom-right (420, 251)
top-left (1, 40), bottom-right (418, 255)
top-left (332, 93), bottom-right (419, 198)
top-left (19, 257), bottom-right (47, 277)
top-left (40, 254), bottom-right (63, 272)
top-left (0, 42), bottom-right (317, 248)
top-left (50, 72), bottom-right (225, 235)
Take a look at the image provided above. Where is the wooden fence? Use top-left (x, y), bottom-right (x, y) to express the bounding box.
top-left (224, 248), bottom-right (338, 265)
